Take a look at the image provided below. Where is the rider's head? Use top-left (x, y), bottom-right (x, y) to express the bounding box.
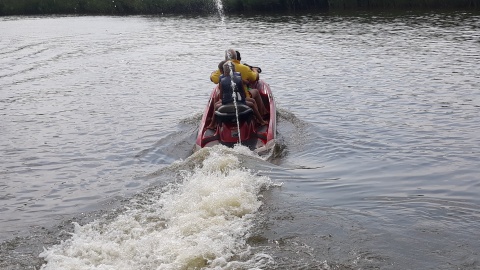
top-left (225, 49), bottom-right (237, 60)
top-left (218, 60), bottom-right (227, 73)
top-left (236, 51), bottom-right (241, 61)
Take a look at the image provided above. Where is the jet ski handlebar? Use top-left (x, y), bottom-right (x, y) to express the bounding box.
top-left (243, 63), bottom-right (262, 74)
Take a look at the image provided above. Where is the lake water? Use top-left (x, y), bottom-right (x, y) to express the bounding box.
top-left (1, 11), bottom-right (480, 269)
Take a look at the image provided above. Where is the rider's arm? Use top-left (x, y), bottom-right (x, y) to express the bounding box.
top-left (210, 69), bottom-right (221, 84)
top-left (251, 68), bottom-right (260, 81)
top-left (240, 64), bottom-right (259, 83)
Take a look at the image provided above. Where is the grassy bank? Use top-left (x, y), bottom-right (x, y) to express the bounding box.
top-left (0, 0), bottom-right (479, 16)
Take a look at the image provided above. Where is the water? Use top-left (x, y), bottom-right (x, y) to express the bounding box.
top-left (39, 147), bottom-right (277, 269)
top-left (214, 0), bottom-right (225, 25)
top-left (1, 11), bottom-right (480, 269)
top-left (227, 60), bottom-right (243, 145)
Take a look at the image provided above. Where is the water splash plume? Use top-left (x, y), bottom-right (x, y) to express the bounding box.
top-left (39, 145), bottom-right (275, 269)
top-left (214, 0), bottom-right (225, 25)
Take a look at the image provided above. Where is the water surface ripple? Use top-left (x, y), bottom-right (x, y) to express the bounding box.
top-left (1, 12), bottom-right (479, 269)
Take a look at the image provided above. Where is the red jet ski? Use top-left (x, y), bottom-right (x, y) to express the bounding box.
top-left (194, 79), bottom-right (276, 154)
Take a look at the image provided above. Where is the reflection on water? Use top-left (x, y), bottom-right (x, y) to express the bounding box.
top-left (1, 12), bottom-right (480, 269)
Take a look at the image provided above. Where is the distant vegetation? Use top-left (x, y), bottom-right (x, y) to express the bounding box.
top-left (0, 0), bottom-right (478, 16)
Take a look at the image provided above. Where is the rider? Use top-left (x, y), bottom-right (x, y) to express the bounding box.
top-left (210, 49), bottom-right (258, 84)
top-left (210, 49), bottom-right (267, 116)
top-left (220, 61), bottom-right (246, 105)
top-left (206, 61), bottom-right (267, 129)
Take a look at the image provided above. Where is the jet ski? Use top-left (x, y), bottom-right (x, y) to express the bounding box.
top-left (194, 79), bottom-right (276, 154)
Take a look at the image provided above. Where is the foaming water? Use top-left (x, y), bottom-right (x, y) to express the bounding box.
top-left (39, 145), bottom-right (275, 269)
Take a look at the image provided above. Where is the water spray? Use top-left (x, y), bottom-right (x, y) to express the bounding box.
top-left (215, 0), bottom-right (225, 25)
top-left (226, 60), bottom-right (242, 146)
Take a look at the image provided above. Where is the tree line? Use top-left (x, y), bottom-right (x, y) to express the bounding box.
top-left (0, 0), bottom-right (478, 16)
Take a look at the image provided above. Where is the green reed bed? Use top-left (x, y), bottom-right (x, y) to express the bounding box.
top-left (0, 0), bottom-right (478, 16)
top-left (232, 0), bottom-right (478, 11)
top-left (0, 0), bottom-right (215, 15)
